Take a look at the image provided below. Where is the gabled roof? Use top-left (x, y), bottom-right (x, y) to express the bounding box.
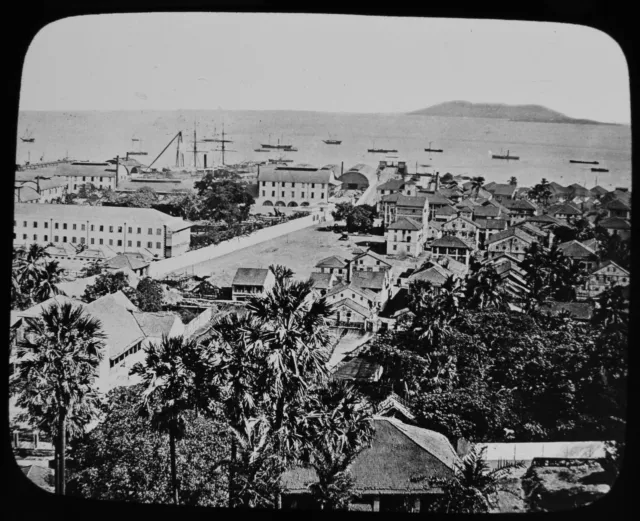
top-left (603, 198), bottom-right (631, 211)
top-left (582, 238), bottom-right (599, 251)
top-left (377, 179), bottom-right (405, 191)
top-left (514, 221), bottom-right (546, 237)
top-left (473, 205), bottom-right (501, 218)
top-left (590, 185), bottom-right (609, 196)
top-left (592, 260), bottom-right (629, 275)
top-left (103, 252), bottom-right (150, 271)
top-left (280, 418), bottom-right (459, 494)
top-left (524, 214), bottom-right (564, 226)
top-left (131, 312), bottom-right (180, 338)
top-left (315, 255), bottom-right (348, 268)
top-left (380, 192), bottom-right (401, 203)
top-left (84, 291), bottom-right (145, 359)
top-left (547, 203), bottom-right (582, 216)
top-left (424, 192), bottom-right (452, 205)
top-left (431, 236), bottom-right (471, 249)
top-left (327, 282), bottom-right (377, 302)
top-left (435, 205), bottom-right (458, 216)
top-left (409, 265), bottom-right (452, 286)
top-left (309, 272), bottom-right (334, 290)
top-left (558, 240), bottom-right (597, 259)
top-left (232, 268), bottom-right (272, 286)
top-left (17, 295), bottom-right (83, 319)
top-left (501, 198), bottom-right (538, 211)
top-left (548, 181), bottom-right (570, 194)
top-left (482, 252), bottom-right (522, 266)
top-left (388, 216), bottom-right (422, 231)
top-left (352, 249), bottom-right (392, 267)
top-left (568, 183), bottom-right (592, 197)
top-left (443, 215), bottom-right (479, 228)
top-left (487, 183), bottom-right (517, 197)
top-left (351, 270), bottom-right (388, 291)
top-left (483, 198), bottom-right (512, 213)
top-left (332, 356), bottom-right (383, 382)
top-left (599, 216), bottom-right (631, 230)
top-left (486, 227), bottom-right (536, 246)
top-left (397, 194), bottom-right (428, 208)
top-left (438, 256), bottom-right (468, 277)
top-left (332, 297), bottom-right (371, 318)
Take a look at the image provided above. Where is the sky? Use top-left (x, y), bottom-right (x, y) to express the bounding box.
top-left (20, 13), bottom-right (631, 123)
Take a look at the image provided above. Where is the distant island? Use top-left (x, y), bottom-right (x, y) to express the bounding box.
top-left (408, 101), bottom-right (616, 125)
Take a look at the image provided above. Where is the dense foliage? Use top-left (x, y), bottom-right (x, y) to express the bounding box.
top-left (11, 244), bottom-right (64, 310)
top-left (331, 202), bottom-right (377, 233)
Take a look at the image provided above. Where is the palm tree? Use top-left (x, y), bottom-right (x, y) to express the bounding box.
top-left (268, 264), bottom-right (294, 283)
top-left (131, 335), bottom-right (200, 505)
top-left (470, 177), bottom-right (485, 201)
top-left (33, 261), bottom-right (65, 302)
top-left (15, 243), bottom-right (50, 284)
top-left (465, 266), bottom-right (508, 310)
top-left (246, 277), bottom-right (334, 437)
top-left (592, 285), bottom-right (628, 329)
top-left (509, 176), bottom-right (517, 186)
top-left (11, 303), bottom-right (105, 495)
top-left (425, 446), bottom-right (524, 513)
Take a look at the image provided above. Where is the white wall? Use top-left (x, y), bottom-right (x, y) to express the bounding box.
top-left (149, 213), bottom-right (331, 278)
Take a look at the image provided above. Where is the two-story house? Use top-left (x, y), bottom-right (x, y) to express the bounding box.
top-left (597, 216), bottom-right (631, 240)
top-left (486, 228), bottom-right (537, 262)
top-left (314, 255), bottom-right (350, 280)
top-left (386, 217), bottom-right (425, 257)
top-left (474, 218), bottom-right (510, 248)
top-left (255, 166), bottom-right (340, 208)
top-left (501, 198), bottom-right (539, 223)
top-left (440, 215), bottom-right (480, 250)
top-left (485, 183), bottom-right (517, 203)
top-left (380, 194), bottom-right (429, 230)
top-left (602, 198), bottom-right (631, 220)
top-left (231, 268), bottom-right (276, 301)
top-left (557, 240), bottom-right (599, 271)
top-left (546, 202), bottom-right (583, 224)
top-left (578, 260), bottom-right (630, 300)
top-left (429, 236), bottom-right (472, 265)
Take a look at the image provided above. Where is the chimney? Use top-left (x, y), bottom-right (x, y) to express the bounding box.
top-left (341, 161), bottom-right (344, 175)
top-left (115, 155), bottom-right (119, 189)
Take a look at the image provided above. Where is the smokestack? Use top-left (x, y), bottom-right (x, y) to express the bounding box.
top-left (115, 155), bottom-right (119, 189)
top-left (204, 154), bottom-right (207, 169)
top-left (341, 161), bottom-right (344, 175)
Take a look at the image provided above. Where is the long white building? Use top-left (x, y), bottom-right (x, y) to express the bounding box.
top-left (255, 166), bottom-right (341, 208)
top-left (13, 203), bottom-right (192, 258)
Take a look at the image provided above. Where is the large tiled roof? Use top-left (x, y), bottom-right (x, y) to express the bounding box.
top-left (435, 205), bottom-right (457, 216)
top-left (486, 227), bottom-right (536, 246)
top-left (327, 282), bottom-right (377, 302)
top-left (473, 205), bottom-right (501, 218)
top-left (280, 418), bottom-right (458, 494)
top-left (590, 185), bottom-right (609, 196)
top-left (388, 217), bottom-right (422, 231)
top-left (397, 194), bottom-right (428, 208)
top-left (558, 240), bottom-right (597, 258)
top-left (103, 252), bottom-right (151, 271)
top-left (13, 203), bottom-right (192, 231)
top-left (381, 192), bottom-right (401, 203)
top-left (258, 167), bottom-right (333, 184)
top-left (409, 265), bottom-right (451, 286)
top-left (352, 250), bottom-right (392, 266)
top-left (131, 312), bottom-right (180, 338)
top-left (599, 216), bottom-right (631, 230)
top-left (438, 256), bottom-right (468, 277)
top-left (351, 270), bottom-right (388, 291)
top-left (309, 272), bottom-right (334, 289)
top-left (603, 198), bottom-right (631, 211)
top-left (568, 183), bottom-right (592, 197)
top-left (424, 192), bottom-right (452, 205)
top-left (443, 215), bottom-right (478, 228)
top-left (315, 255), bottom-right (348, 268)
top-left (549, 181), bottom-right (570, 194)
top-left (501, 198), bottom-right (538, 211)
top-left (474, 218), bottom-right (509, 230)
top-left (548, 203), bottom-right (582, 216)
top-left (17, 295), bottom-right (83, 319)
top-left (84, 291), bottom-right (144, 359)
top-left (514, 221), bottom-right (546, 237)
top-left (332, 298), bottom-right (371, 318)
top-left (332, 356), bottom-right (383, 382)
top-left (377, 179), bottom-right (405, 191)
top-left (431, 236), bottom-right (471, 249)
top-left (232, 268), bottom-right (272, 286)
top-left (487, 183), bottom-right (517, 197)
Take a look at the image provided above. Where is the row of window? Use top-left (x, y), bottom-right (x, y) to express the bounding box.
top-left (15, 221), bottom-right (162, 235)
top-left (17, 233), bottom-right (163, 250)
top-left (262, 191), bottom-right (324, 199)
top-left (109, 342), bottom-right (144, 368)
top-left (261, 181), bottom-right (323, 188)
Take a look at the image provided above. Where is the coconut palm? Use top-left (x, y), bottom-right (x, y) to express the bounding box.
top-left (470, 176), bottom-right (485, 201)
top-left (15, 243), bottom-right (50, 285)
top-left (268, 264), bottom-right (295, 283)
top-left (33, 261), bottom-right (65, 302)
top-left (131, 334), bottom-right (201, 505)
top-left (509, 176), bottom-right (517, 186)
top-left (11, 303), bottom-right (105, 495)
top-left (465, 266), bottom-right (508, 311)
top-left (246, 277), bottom-right (334, 436)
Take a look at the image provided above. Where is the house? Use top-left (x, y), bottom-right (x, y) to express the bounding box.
top-left (15, 175), bottom-right (68, 203)
top-left (350, 250), bottom-right (392, 276)
top-left (314, 255), bottom-right (350, 279)
top-left (377, 178), bottom-right (406, 198)
top-left (386, 217), bottom-right (425, 257)
top-left (432, 204), bottom-right (458, 222)
top-left (474, 218), bottom-right (510, 248)
top-left (408, 263), bottom-right (455, 289)
top-left (309, 272), bottom-right (337, 296)
top-left (500, 198), bottom-right (539, 222)
top-left (512, 221), bottom-right (553, 247)
top-left (472, 204), bottom-right (506, 221)
top-left (426, 219), bottom-right (444, 241)
top-left (578, 261), bottom-right (630, 300)
top-left (602, 198), bottom-right (631, 219)
top-left (441, 215), bottom-right (480, 250)
top-left (598, 216), bottom-right (631, 240)
top-left (547, 182), bottom-right (571, 204)
top-left (488, 257), bottom-right (530, 301)
top-left (485, 183), bottom-right (517, 202)
top-left (255, 166), bottom-right (340, 208)
top-left (280, 417), bottom-right (460, 512)
top-left (437, 255), bottom-right (469, 278)
top-left (486, 228), bottom-right (537, 262)
top-left (422, 192), bottom-right (452, 220)
top-left (557, 240), bottom-right (599, 270)
top-left (13, 203), bottom-right (192, 258)
top-left (329, 298), bottom-right (375, 330)
top-left (103, 252), bottom-right (152, 277)
top-left (351, 270), bottom-right (392, 307)
top-left (325, 282), bottom-right (378, 310)
top-left (380, 194), bottom-right (429, 230)
top-left (567, 183), bottom-right (592, 202)
top-left (430, 236), bottom-right (472, 265)
top-left (338, 164), bottom-right (377, 191)
top-left (231, 268), bottom-right (276, 301)
top-left (546, 203), bottom-right (582, 224)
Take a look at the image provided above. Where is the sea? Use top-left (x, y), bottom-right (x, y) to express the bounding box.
top-left (16, 110), bottom-right (632, 190)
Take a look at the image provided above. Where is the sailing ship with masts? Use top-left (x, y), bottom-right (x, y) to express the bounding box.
top-left (368, 140), bottom-right (397, 153)
top-left (491, 149), bottom-right (519, 160)
top-left (127, 136), bottom-right (148, 156)
top-left (20, 128), bottom-right (35, 143)
top-left (424, 141), bottom-right (443, 153)
top-left (323, 133), bottom-right (342, 145)
top-left (261, 134), bottom-right (294, 150)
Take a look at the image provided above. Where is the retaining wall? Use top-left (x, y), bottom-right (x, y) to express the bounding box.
top-left (149, 211), bottom-right (332, 278)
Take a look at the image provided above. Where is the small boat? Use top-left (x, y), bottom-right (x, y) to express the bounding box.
top-left (20, 128), bottom-right (35, 143)
top-left (570, 160), bottom-right (599, 165)
top-left (591, 167), bottom-right (609, 172)
top-left (286, 147), bottom-right (299, 152)
top-left (261, 135), bottom-right (293, 150)
top-left (491, 149), bottom-right (519, 160)
top-left (254, 148), bottom-right (271, 152)
top-left (323, 139), bottom-right (342, 145)
top-left (268, 157), bottom-right (294, 164)
top-left (424, 141), bottom-right (443, 153)
top-left (368, 148), bottom-right (398, 153)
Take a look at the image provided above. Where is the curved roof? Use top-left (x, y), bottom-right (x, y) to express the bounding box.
top-left (258, 167), bottom-right (333, 184)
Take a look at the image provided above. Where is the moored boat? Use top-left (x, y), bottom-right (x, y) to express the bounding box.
top-left (570, 160), bottom-right (599, 165)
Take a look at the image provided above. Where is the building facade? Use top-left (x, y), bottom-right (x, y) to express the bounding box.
top-left (231, 268), bottom-right (276, 301)
top-left (13, 203), bottom-right (192, 258)
top-left (255, 166), bottom-right (339, 208)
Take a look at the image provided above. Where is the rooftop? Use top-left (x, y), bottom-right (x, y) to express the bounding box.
top-left (331, 297), bottom-right (372, 318)
top-left (474, 218), bottom-right (509, 230)
top-left (351, 270), bottom-right (388, 290)
top-left (377, 179), bottom-right (405, 191)
top-left (397, 194), bottom-right (428, 208)
top-left (547, 203), bottom-right (583, 216)
top-left (431, 235), bottom-right (471, 249)
top-left (315, 255), bottom-right (349, 269)
top-left (598, 216), bottom-right (631, 230)
top-left (352, 249), bottom-right (392, 267)
top-left (487, 183), bottom-right (518, 197)
top-left (487, 227), bottom-right (536, 246)
top-left (232, 268), bottom-right (273, 286)
top-left (388, 216), bottom-right (422, 231)
top-left (558, 240), bottom-right (597, 259)
top-left (409, 264), bottom-right (452, 286)
top-left (258, 167), bottom-right (333, 185)
top-left (103, 252), bottom-right (151, 271)
top-left (131, 311), bottom-right (180, 338)
top-left (13, 203), bottom-right (192, 231)
top-left (309, 272), bottom-right (334, 290)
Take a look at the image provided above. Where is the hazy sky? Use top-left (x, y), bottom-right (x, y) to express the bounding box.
top-left (20, 13), bottom-right (630, 123)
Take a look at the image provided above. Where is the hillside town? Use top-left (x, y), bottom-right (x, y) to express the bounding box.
top-left (11, 150), bottom-right (629, 512)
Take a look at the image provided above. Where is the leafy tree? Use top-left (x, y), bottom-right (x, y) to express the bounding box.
top-left (131, 335), bottom-right (201, 504)
top-left (592, 285), bottom-right (628, 330)
top-left (79, 261), bottom-right (104, 278)
top-left (136, 277), bottom-right (165, 312)
top-left (194, 176), bottom-right (254, 224)
top-left (529, 178), bottom-right (552, 208)
top-left (464, 265), bottom-right (508, 311)
top-left (33, 261), bottom-right (64, 302)
top-left (153, 192), bottom-right (202, 221)
top-left (121, 187), bottom-right (159, 208)
top-left (67, 385), bottom-right (230, 506)
top-left (11, 303), bottom-right (105, 494)
top-left (509, 176), bottom-right (517, 186)
top-left (83, 271), bottom-right (132, 302)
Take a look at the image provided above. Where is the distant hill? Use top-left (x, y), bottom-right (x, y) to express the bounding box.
top-left (408, 101), bottom-right (613, 125)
